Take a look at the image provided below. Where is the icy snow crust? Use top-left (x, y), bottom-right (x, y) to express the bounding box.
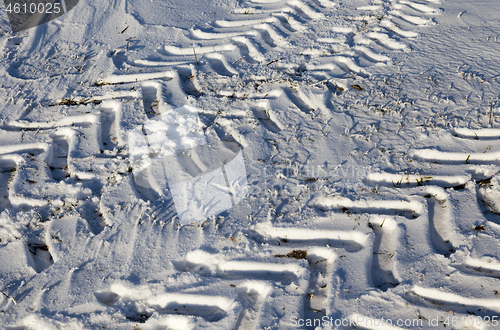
top-left (1, 0), bottom-right (500, 328)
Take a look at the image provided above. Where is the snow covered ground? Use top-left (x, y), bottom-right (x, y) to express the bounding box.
top-left (1, 0), bottom-right (500, 329)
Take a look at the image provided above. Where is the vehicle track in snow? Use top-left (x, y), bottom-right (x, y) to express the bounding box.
top-left (13, 0), bottom-right (500, 328)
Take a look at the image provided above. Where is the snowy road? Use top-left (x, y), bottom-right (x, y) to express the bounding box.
top-left (1, 0), bottom-right (500, 329)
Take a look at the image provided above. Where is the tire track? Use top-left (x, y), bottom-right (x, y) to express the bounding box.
top-left (98, 101), bottom-right (122, 152)
top-left (250, 222), bottom-right (365, 326)
top-left (0, 156), bottom-right (18, 212)
top-left (175, 249), bottom-right (309, 329)
top-left (2, 114), bottom-right (97, 131)
top-left (175, 65), bottom-right (204, 97)
top-left (408, 131), bottom-right (500, 223)
top-left (301, 248), bottom-right (336, 327)
top-left (366, 174), bottom-right (461, 256)
top-left (458, 258), bottom-right (500, 278)
top-left (141, 82), bottom-right (165, 118)
top-left (48, 129), bottom-right (73, 182)
top-left (310, 194), bottom-right (420, 295)
top-left (251, 100), bottom-right (283, 133)
top-left (313, 195), bottom-right (424, 219)
top-left (409, 149), bottom-right (500, 165)
top-left (408, 286), bottom-right (500, 315)
top-left (176, 249), bottom-right (308, 283)
top-left (117, 0), bottom-right (440, 86)
top-left (364, 169), bottom-right (500, 315)
top-left (0, 150), bottom-right (48, 211)
top-left (234, 282), bottom-right (272, 330)
top-left (95, 283), bottom-right (238, 323)
top-left (368, 217), bottom-right (400, 291)
top-left (96, 70), bottom-right (175, 85)
top-left (0, 0), bottom-right (444, 326)
top-left (174, 219), bottom-right (352, 329)
top-left (205, 53), bottom-right (239, 76)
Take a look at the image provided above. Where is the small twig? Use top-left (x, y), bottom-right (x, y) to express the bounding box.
top-left (309, 307), bottom-right (322, 313)
top-left (193, 48), bottom-right (199, 65)
top-left (481, 75), bottom-right (500, 84)
top-left (119, 26), bottom-right (129, 34)
top-left (266, 57), bottom-right (284, 66)
top-left (232, 57), bottom-right (244, 65)
top-left (2, 292), bottom-right (16, 305)
top-left (490, 99), bottom-right (493, 125)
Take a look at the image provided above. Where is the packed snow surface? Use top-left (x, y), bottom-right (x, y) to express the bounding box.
top-left (1, 0), bottom-right (500, 329)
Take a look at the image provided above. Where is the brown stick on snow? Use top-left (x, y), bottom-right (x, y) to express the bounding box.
top-left (266, 57), bottom-right (284, 66)
top-left (193, 48), bottom-right (199, 65)
top-left (490, 100), bottom-right (493, 125)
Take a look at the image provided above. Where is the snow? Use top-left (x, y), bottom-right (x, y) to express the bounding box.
top-left (1, 0), bottom-right (500, 329)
